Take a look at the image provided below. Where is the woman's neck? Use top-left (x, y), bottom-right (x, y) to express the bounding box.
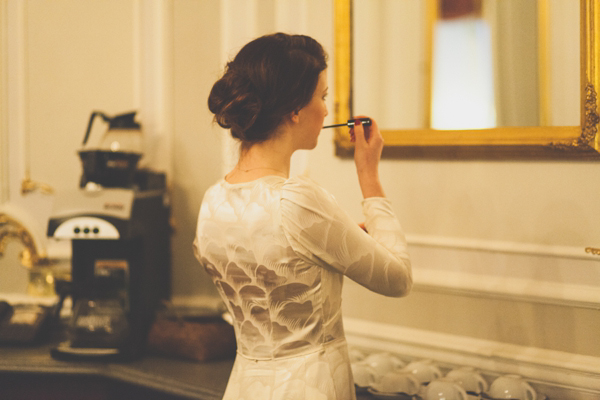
top-left (226, 133), bottom-right (294, 183)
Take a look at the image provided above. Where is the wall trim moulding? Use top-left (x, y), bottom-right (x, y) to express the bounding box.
top-left (344, 317), bottom-right (600, 399)
top-left (407, 234), bottom-right (595, 261)
top-left (4, 0), bottom-right (27, 202)
top-left (413, 269), bottom-right (600, 309)
top-left (406, 234), bottom-right (600, 308)
top-left (0, 0), bottom-right (8, 202)
top-left (132, 0), bottom-right (173, 176)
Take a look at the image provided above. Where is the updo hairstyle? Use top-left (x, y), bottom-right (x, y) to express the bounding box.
top-left (208, 33), bottom-right (328, 144)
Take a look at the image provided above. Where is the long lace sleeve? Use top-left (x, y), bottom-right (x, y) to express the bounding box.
top-left (281, 177), bottom-right (412, 297)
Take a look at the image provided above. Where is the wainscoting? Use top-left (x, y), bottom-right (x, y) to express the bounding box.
top-left (340, 233), bottom-right (600, 399)
top-left (344, 317), bottom-right (600, 400)
top-left (407, 233), bottom-right (600, 308)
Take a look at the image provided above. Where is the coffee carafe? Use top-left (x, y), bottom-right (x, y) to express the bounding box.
top-left (78, 111), bottom-right (144, 188)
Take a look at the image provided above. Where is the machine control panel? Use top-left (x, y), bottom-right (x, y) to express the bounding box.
top-left (54, 217), bottom-right (120, 239)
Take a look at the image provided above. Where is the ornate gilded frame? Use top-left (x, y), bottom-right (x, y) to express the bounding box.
top-left (333, 0), bottom-right (600, 159)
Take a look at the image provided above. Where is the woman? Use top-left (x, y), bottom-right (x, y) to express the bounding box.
top-left (194, 33), bottom-right (412, 400)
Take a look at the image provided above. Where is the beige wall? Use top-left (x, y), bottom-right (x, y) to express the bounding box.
top-left (1, 1), bottom-right (6, 201)
top-left (28, 0), bottom-right (137, 194)
top-left (1, 0), bottom-right (599, 373)
top-left (170, 0), bottom-right (223, 297)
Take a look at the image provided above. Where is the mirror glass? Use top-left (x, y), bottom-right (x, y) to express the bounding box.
top-left (353, 0), bottom-right (579, 131)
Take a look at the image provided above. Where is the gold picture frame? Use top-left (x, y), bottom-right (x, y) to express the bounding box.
top-left (333, 0), bottom-right (600, 159)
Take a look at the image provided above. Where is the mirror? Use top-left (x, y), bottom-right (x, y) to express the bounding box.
top-left (333, 0), bottom-right (600, 159)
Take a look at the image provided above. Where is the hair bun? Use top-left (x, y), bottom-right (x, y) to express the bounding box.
top-left (208, 73), bottom-right (263, 141)
top-left (207, 33), bottom-right (327, 145)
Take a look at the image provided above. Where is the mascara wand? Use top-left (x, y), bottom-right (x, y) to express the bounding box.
top-left (323, 118), bottom-right (372, 129)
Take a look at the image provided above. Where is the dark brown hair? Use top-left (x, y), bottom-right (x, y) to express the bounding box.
top-left (208, 33), bottom-right (328, 144)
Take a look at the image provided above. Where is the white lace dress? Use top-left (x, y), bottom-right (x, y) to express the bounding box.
top-left (194, 175), bottom-right (412, 400)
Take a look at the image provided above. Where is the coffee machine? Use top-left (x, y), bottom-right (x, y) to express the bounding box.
top-left (47, 176), bottom-right (170, 359)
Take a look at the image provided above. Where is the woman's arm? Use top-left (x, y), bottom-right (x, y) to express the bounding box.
top-left (351, 117), bottom-right (385, 199)
top-left (281, 177), bottom-right (412, 297)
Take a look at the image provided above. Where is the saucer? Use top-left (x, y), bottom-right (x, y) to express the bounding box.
top-left (354, 384), bottom-right (370, 394)
top-left (367, 388), bottom-right (417, 400)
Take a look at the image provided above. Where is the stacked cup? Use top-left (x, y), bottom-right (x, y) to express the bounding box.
top-left (489, 374), bottom-right (537, 400)
top-left (425, 366), bottom-right (487, 399)
top-left (349, 348), bottom-right (538, 400)
top-left (445, 366), bottom-right (488, 398)
top-left (351, 351), bottom-right (423, 397)
top-left (424, 378), bottom-right (470, 400)
top-left (351, 352), bottom-right (406, 392)
top-left (432, 368), bottom-right (537, 400)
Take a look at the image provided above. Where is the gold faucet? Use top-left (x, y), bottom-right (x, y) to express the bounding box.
top-left (0, 213), bottom-right (52, 268)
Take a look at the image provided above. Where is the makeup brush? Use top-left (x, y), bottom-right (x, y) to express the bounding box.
top-left (323, 118), bottom-right (372, 129)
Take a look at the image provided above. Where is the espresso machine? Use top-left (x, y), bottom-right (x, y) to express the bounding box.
top-left (47, 182), bottom-right (170, 359)
top-left (47, 111), bottom-right (171, 360)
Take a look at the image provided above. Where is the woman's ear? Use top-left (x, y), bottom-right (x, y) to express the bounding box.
top-left (290, 110), bottom-right (300, 124)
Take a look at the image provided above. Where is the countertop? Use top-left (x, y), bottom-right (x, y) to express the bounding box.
top-left (0, 296), bottom-right (373, 399)
top-left (0, 339), bottom-right (373, 399)
top-left (0, 340), bottom-right (233, 399)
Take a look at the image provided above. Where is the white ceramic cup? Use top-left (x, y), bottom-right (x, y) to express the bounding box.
top-left (425, 378), bottom-right (469, 400)
top-left (446, 366), bottom-right (489, 394)
top-left (489, 375), bottom-right (537, 400)
top-left (348, 347), bottom-right (366, 363)
top-left (351, 362), bottom-right (377, 388)
top-left (372, 370), bottom-right (421, 395)
top-left (401, 359), bottom-right (443, 384)
top-left (362, 352), bottom-right (406, 378)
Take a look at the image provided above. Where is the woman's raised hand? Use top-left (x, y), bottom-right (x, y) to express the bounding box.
top-left (350, 116), bottom-right (385, 198)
